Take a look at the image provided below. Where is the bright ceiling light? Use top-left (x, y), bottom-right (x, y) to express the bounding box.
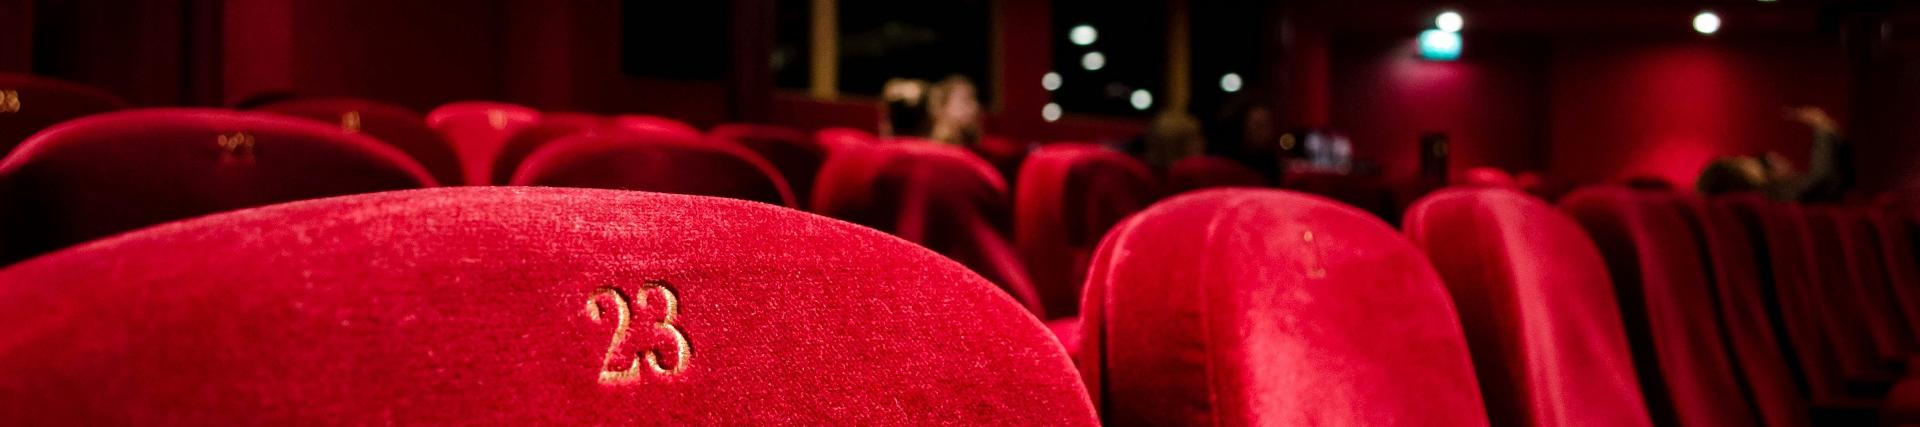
top-left (1042, 103), bottom-right (1063, 122)
top-left (1129, 89), bottom-right (1153, 111)
top-left (1081, 52), bottom-right (1106, 71)
top-left (1070, 25), bottom-right (1099, 46)
top-left (1220, 73), bottom-right (1243, 93)
top-left (1436, 11), bottom-right (1464, 33)
top-left (1042, 72), bottom-right (1062, 91)
top-left (1693, 12), bottom-right (1721, 35)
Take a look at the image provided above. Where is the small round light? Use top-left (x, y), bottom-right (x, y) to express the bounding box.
top-left (1436, 11), bottom-right (1464, 33)
top-left (1041, 72), bottom-right (1062, 91)
top-left (1070, 25), bottom-right (1099, 46)
top-left (1418, 30), bottom-right (1462, 61)
top-left (1129, 89), bottom-right (1153, 111)
top-left (1220, 73), bottom-right (1244, 93)
top-left (1081, 52), bottom-right (1106, 71)
top-left (1693, 12), bottom-right (1721, 35)
top-left (1042, 103), bottom-right (1063, 122)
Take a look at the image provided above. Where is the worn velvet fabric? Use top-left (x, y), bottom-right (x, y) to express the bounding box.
top-left (709, 123), bottom-right (827, 210)
top-left (425, 101), bottom-right (541, 185)
top-left (255, 97), bottom-right (464, 186)
top-left (489, 113), bottom-right (608, 185)
top-left (812, 143), bottom-right (1041, 317)
top-left (1014, 143), bottom-right (1157, 318)
top-left (1560, 187), bottom-right (1760, 427)
top-left (0, 108), bottom-right (435, 264)
top-left (510, 134), bottom-right (796, 208)
top-left (610, 114), bottom-right (703, 139)
top-left (1163, 155), bottom-right (1268, 195)
top-left (1082, 189), bottom-right (1487, 426)
top-left (1403, 188), bottom-right (1654, 427)
top-left (1668, 196), bottom-right (1813, 426)
top-left (0, 187), bottom-right (1097, 425)
top-left (0, 73), bottom-right (130, 154)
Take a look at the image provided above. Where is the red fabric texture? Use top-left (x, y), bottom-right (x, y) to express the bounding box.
top-left (489, 112), bottom-right (608, 185)
top-left (1670, 196), bottom-right (1812, 426)
top-left (426, 100), bottom-right (541, 185)
top-left (255, 97), bottom-right (464, 186)
top-left (1458, 167), bottom-right (1517, 189)
top-left (0, 187), bottom-right (1097, 425)
top-left (815, 127), bottom-right (879, 153)
top-left (0, 73), bottom-right (130, 154)
top-left (812, 143), bottom-right (1041, 316)
top-left (1403, 188), bottom-right (1654, 427)
top-left (610, 114), bottom-right (703, 139)
top-left (510, 134), bottom-right (796, 208)
top-left (1797, 207), bottom-right (1908, 382)
top-left (1560, 187), bottom-right (1760, 427)
top-left (1014, 143), bottom-right (1157, 317)
top-left (1082, 189), bottom-right (1487, 426)
top-left (0, 108), bottom-right (434, 264)
top-left (1164, 156), bottom-right (1268, 195)
top-left (1811, 208), bottom-right (1917, 366)
top-left (710, 123), bottom-right (827, 209)
top-left (1873, 212), bottom-right (1920, 343)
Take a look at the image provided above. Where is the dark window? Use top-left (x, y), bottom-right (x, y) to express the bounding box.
top-left (835, 0), bottom-right (991, 104)
top-left (1188, 0), bottom-right (1268, 117)
top-left (1050, 0), bottom-right (1165, 117)
top-left (771, 0), bottom-right (812, 90)
top-left (622, 0), bottom-right (730, 81)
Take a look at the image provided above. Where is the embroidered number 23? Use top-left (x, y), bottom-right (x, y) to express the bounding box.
top-left (586, 282), bottom-right (691, 384)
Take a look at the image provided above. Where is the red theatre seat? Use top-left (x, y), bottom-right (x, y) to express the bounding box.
top-left (426, 101), bottom-right (541, 185)
top-left (1404, 188), bottom-right (1655, 427)
top-left (1164, 155), bottom-right (1268, 195)
top-left (510, 134), bottom-right (796, 208)
top-left (255, 97), bottom-right (464, 186)
top-left (1014, 143), bottom-right (1156, 317)
top-left (1669, 196), bottom-right (1813, 426)
top-left (1806, 208), bottom-right (1917, 366)
top-left (0, 73), bottom-right (130, 153)
top-left (0, 108), bottom-right (434, 264)
top-left (610, 114), bottom-right (702, 139)
top-left (1872, 212), bottom-right (1920, 342)
top-left (1458, 167), bottom-right (1517, 189)
top-left (1081, 189), bottom-right (1487, 425)
top-left (0, 187), bottom-right (1096, 425)
top-left (812, 143), bottom-right (1043, 317)
top-left (1560, 187), bottom-right (1760, 426)
top-left (709, 124), bottom-right (828, 209)
top-left (815, 127), bottom-right (879, 152)
top-left (490, 113), bottom-right (607, 185)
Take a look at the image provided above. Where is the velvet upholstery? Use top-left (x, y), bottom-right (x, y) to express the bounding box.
top-left (0, 108), bottom-right (434, 264)
top-left (426, 101), bottom-right (541, 185)
top-left (1560, 187), bottom-right (1760, 427)
top-left (1164, 155), bottom-right (1267, 195)
top-left (710, 123), bottom-right (827, 209)
top-left (0, 73), bottom-right (130, 154)
top-left (1668, 196), bottom-right (1813, 426)
top-left (1872, 212), bottom-right (1920, 341)
top-left (255, 97), bottom-right (463, 186)
top-left (1459, 167), bottom-right (1517, 188)
top-left (0, 187), bottom-right (1097, 425)
top-left (1404, 188), bottom-right (1654, 427)
top-left (1082, 189), bottom-right (1488, 426)
top-left (610, 114), bottom-right (702, 139)
top-left (1014, 143), bottom-right (1157, 317)
top-left (489, 113), bottom-right (608, 185)
top-left (1818, 209), bottom-right (1918, 365)
top-left (1798, 207), bottom-right (1909, 379)
top-left (815, 127), bottom-right (879, 153)
top-left (812, 143), bottom-right (1041, 317)
top-left (510, 134), bottom-right (796, 208)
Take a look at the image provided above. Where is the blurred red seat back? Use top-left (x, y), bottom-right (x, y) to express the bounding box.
top-left (610, 114), bottom-right (702, 139)
top-left (1560, 187), bottom-right (1759, 427)
top-left (254, 97), bottom-right (463, 186)
top-left (510, 134), bottom-right (795, 208)
top-left (0, 73), bottom-right (130, 154)
top-left (0, 187), bottom-right (1097, 425)
top-left (1164, 155), bottom-right (1267, 195)
top-left (1668, 196), bottom-right (1811, 427)
top-left (0, 108), bottom-right (433, 264)
top-left (1798, 207), bottom-right (1908, 380)
top-left (1810, 208), bottom-right (1917, 364)
top-left (814, 127), bottom-right (878, 153)
top-left (1014, 143), bottom-right (1156, 317)
top-left (1458, 167), bottom-right (1517, 189)
top-left (1082, 189), bottom-right (1487, 425)
top-left (710, 124), bottom-right (827, 209)
top-left (1404, 188), bottom-right (1654, 427)
top-left (812, 143), bottom-right (1040, 316)
top-left (426, 101), bottom-right (540, 185)
top-left (1871, 212), bottom-right (1920, 341)
top-left (489, 113), bottom-right (606, 185)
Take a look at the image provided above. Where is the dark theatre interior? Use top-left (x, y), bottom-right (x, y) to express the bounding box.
top-left (14, 0), bottom-right (1920, 425)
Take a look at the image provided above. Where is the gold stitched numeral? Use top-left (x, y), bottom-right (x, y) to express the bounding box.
top-left (0, 90), bottom-right (19, 113)
top-left (586, 282), bottom-right (691, 384)
top-left (340, 111), bottom-right (362, 133)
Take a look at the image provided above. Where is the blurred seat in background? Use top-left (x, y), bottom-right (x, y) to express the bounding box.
top-left (0, 73), bottom-right (130, 155)
top-left (427, 101), bottom-right (540, 185)
top-left (1013, 143), bottom-right (1156, 318)
top-left (710, 124), bottom-right (828, 209)
top-left (490, 113), bottom-right (607, 185)
top-left (510, 133), bottom-right (794, 208)
top-left (254, 97), bottom-right (464, 186)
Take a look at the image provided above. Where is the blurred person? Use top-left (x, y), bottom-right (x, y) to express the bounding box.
top-left (879, 78), bottom-right (930, 139)
top-left (1694, 106), bottom-right (1852, 202)
top-left (927, 75), bottom-right (983, 147)
top-left (1142, 111), bottom-right (1205, 170)
top-left (1206, 97), bottom-right (1282, 180)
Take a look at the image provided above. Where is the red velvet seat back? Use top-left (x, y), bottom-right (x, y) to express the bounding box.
top-left (0, 73), bottom-right (130, 154)
top-left (815, 127), bottom-right (878, 153)
top-left (510, 134), bottom-right (796, 208)
top-left (1014, 143), bottom-right (1156, 317)
top-left (1819, 209), bottom-right (1917, 363)
top-left (1801, 208), bottom-right (1908, 375)
top-left (426, 101), bottom-right (540, 185)
top-left (1164, 155), bottom-right (1267, 194)
top-left (812, 143), bottom-right (1041, 316)
top-left (1670, 196), bottom-right (1810, 427)
top-left (1715, 197), bottom-right (1884, 398)
top-left (611, 114), bottom-right (702, 139)
top-left (0, 108), bottom-right (434, 264)
top-left (255, 97), bottom-right (463, 186)
top-left (489, 113), bottom-right (606, 185)
top-left (0, 187), bottom-right (1096, 425)
top-left (710, 124), bottom-right (827, 209)
top-left (1459, 167), bottom-right (1517, 188)
top-left (1871, 212), bottom-right (1920, 341)
top-left (1560, 187), bottom-right (1759, 427)
top-left (1083, 189), bottom-right (1487, 426)
top-left (1404, 188), bottom-right (1653, 427)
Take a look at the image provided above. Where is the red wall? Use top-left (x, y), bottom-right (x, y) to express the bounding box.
top-left (1330, 36), bottom-right (1550, 188)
